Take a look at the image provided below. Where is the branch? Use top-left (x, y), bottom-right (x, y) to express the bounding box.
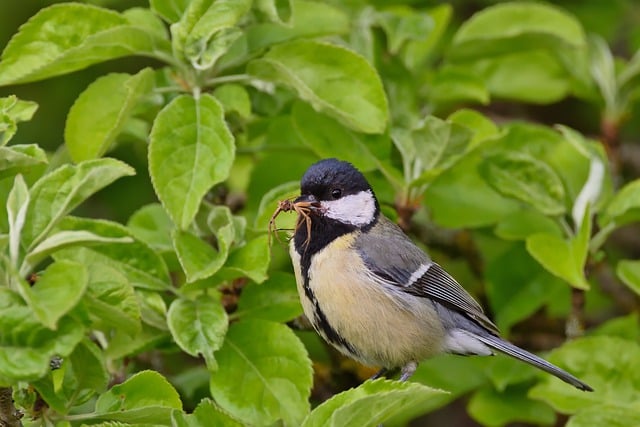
top-left (0, 388), bottom-right (22, 427)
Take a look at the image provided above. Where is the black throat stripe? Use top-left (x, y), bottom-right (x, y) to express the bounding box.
top-left (294, 215), bottom-right (358, 355)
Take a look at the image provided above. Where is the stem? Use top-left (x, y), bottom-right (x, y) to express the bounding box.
top-left (62, 413), bottom-right (96, 422)
top-left (590, 222), bottom-right (615, 254)
top-left (558, 216), bottom-right (574, 237)
top-left (153, 85), bottom-right (190, 94)
top-left (0, 387), bottom-right (23, 427)
top-left (566, 288), bottom-right (586, 339)
top-left (396, 203), bottom-right (416, 232)
top-left (601, 116), bottom-right (621, 163)
top-left (204, 74), bottom-right (252, 86)
top-left (144, 51), bottom-right (183, 69)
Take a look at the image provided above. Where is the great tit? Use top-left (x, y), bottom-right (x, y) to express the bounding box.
top-left (288, 158), bottom-right (592, 391)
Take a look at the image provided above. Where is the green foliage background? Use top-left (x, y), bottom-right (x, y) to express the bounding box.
top-left (1, 0), bottom-right (640, 426)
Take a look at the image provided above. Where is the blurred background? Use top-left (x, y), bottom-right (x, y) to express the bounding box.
top-left (2, 1), bottom-right (640, 426)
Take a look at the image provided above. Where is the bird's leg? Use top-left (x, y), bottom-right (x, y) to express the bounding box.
top-left (399, 361), bottom-right (418, 382)
top-left (370, 368), bottom-right (388, 380)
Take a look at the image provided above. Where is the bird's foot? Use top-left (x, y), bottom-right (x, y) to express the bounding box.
top-left (370, 368), bottom-right (388, 380)
top-left (399, 361), bottom-right (417, 382)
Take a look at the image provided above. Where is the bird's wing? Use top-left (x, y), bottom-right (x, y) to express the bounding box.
top-left (356, 216), bottom-right (499, 335)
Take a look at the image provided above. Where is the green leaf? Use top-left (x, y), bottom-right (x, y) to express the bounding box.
top-left (0, 95), bottom-right (38, 119)
top-left (0, 305), bottom-right (84, 381)
top-left (399, 116), bottom-right (474, 187)
top-left (65, 68), bottom-right (154, 162)
top-left (22, 230), bottom-right (132, 277)
top-left (600, 179), bottom-right (640, 229)
top-left (0, 3), bottom-right (171, 85)
top-left (170, 366), bottom-right (209, 402)
top-left (7, 174), bottom-right (29, 269)
top-left (480, 151), bottom-right (566, 216)
top-left (486, 242), bottom-right (567, 332)
top-left (0, 144), bottom-right (48, 180)
top-left (425, 150), bottom-right (521, 228)
top-left (479, 123), bottom-right (595, 209)
top-left (451, 2), bottom-right (586, 61)
top-left (149, 94), bottom-right (235, 229)
top-left (248, 40), bottom-right (388, 134)
top-left (171, 399), bottom-right (243, 427)
top-left (127, 203), bottom-right (174, 252)
top-left (23, 260), bottom-right (88, 330)
top-left (216, 235), bottom-right (270, 284)
top-left (234, 272), bottom-right (302, 322)
top-left (471, 50), bottom-right (575, 104)
top-left (377, 6), bottom-right (434, 54)
top-left (213, 84), bottom-right (251, 118)
top-left (222, 0), bottom-right (347, 65)
top-left (172, 204), bottom-right (241, 281)
top-left (468, 383), bottom-right (556, 427)
top-left (210, 319), bottom-right (312, 426)
top-left (76, 421), bottom-right (156, 427)
top-left (22, 158), bottom-right (135, 250)
top-left (150, 0), bottom-right (191, 23)
top-left (448, 3), bottom-right (587, 104)
top-left (616, 260), bottom-right (640, 296)
top-left (53, 217), bottom-right (170, 291)
top-left (181, 0), bottom-right (252, 69)
top-left (33, 339), bottom-right (109, 413)
top-left (591, 313), bottom-right (640, 342)
top-left (484, 355), bottom-right (538, 392)
top-left (302, 379), bottom-right (444, 427)
top-left (167, 295), bottom-right (228, 369)
top-left (589, 34), bottom-right (618, 115)
top-left (448, 109), bottom-right (499, 148)
top-left (530, 336), bottom-right (640, 420)
top-left (0, 96), bottom-right (38, 145)
top-left (494, 209), bottom-right (563, 241)
top-left (291, 102), bottom-right (378, 172)
top-left (135, 293), bottom-right (169, 326)
top-left (94, 370), bottom-right (182, 424)
top-left (105, 324), bottom-right (168, 361)
top-left (206, 204), bottom-right (237, 249)
top-left (256, 0), bottom-right (293, 25)
top-left (137, 290), bottom-right (168, 331)
top-left (526, 211), bottom-right (591, 290)
top-left (398, 4), bottom-right (451, 72)
top-left (430, 66), bottom-right (489, 106)
top-left (568, 405), bottom-right (640, 427)
top-left (124, 7), bottom-right (170, 40)
top-left (173, 230), bottom-right (228, 283)
top-left (83, 262), bottom-right (141, 336)
top-left (404, 355), bottom-right (488, 416)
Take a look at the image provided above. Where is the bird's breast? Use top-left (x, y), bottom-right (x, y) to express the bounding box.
top-left (290, 234), bottom-right (446, 368)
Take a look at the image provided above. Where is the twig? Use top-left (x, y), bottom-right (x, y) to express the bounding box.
top-left (0, 387), bottom-right (23, 427)
top-left (566, 288), bottom-right (586, 339)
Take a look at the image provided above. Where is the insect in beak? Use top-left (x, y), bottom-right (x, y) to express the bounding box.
top-left (268, 195), bottom-right (320, 249)
top-left (292, 194), bottom-right (321, 211)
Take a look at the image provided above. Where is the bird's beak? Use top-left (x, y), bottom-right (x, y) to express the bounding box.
top-left (293, 194), bottom-right (321, 211)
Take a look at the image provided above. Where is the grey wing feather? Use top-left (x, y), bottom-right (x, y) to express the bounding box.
top-left (356, 216), bottom-right (499, 335)
top-left (409, 263), bottom-right (499, 334)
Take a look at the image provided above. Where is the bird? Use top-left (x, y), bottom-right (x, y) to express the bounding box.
top-left (287, 158), bottom-right (592, 391)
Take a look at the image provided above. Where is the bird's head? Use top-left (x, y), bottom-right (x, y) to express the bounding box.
top-left (293, 158), bottom-right (380, 230)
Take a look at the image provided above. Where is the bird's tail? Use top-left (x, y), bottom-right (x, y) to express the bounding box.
top-left (474, 334), bottom-right (593, 392)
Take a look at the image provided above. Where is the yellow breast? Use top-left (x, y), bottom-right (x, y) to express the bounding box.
top-left (291, 234), bottom-right (446, 368)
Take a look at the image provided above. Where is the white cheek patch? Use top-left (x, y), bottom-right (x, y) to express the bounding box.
top-left (321, 190), bottom-right (376, 227)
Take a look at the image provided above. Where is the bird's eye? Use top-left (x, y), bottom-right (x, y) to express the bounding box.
top-left (331, 188), bottom-right (342, 199)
